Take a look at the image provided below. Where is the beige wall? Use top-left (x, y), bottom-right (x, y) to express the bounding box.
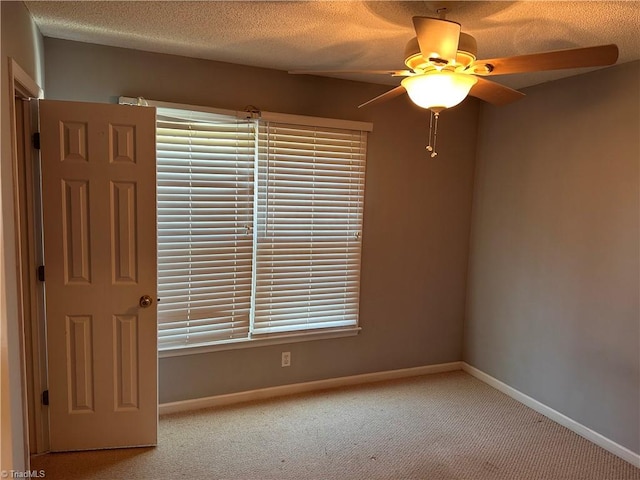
top-left (464, 61), bottom-right (640, 453)
top-left (0, 0), bottom-right (44, 471)
top-left (43, 38), bottom-right (479, 403)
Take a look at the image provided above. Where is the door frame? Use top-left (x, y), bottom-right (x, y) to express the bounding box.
top-left (6, 57), bottom-right (47, 462)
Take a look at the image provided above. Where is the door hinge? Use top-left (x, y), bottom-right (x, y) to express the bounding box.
top-left (42, 390), bottom-right (49, 406)
top-left (32, 132), bottom-right (41, 150)
top-left (37, 265), bottom-right (45, 282)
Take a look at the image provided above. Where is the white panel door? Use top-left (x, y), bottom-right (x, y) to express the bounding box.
top-left (40, 99), bottom-right (157, 451)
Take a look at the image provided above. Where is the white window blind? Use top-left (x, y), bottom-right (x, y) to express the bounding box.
top-left (141, 96), bottom-right (370, 352)
top-left (156, 108), bottom-right (255, 349)
top-left (253, 122), bottom-right (366, 335)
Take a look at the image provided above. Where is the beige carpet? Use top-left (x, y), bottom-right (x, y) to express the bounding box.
top-left (31, 371), bottom-right (640, 479)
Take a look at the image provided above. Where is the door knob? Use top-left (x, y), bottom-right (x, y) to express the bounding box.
top-left (139, 295), bottom-right (153, 308)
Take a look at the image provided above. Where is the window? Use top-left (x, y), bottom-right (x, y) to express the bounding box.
top-left (148, 100), bottom-right (370, 352)
top-left (156, 108), bottom-right (255, 349)
top-left (253, 122), bottom-right (366, 335)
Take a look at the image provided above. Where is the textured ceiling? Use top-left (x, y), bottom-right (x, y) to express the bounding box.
top-left (25, 1), bottom-right (640, 90)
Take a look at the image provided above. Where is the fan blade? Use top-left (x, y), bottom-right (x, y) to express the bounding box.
top-left (471, 44), bottom-right (619, 76)
top-left (289, 69), bottom-right (412, 77)
top-left (469, 77), bottom-right (525, 106)
top-left (358, 86), bottom-right (406, 108)
top-left (412, 17), bottom-right (461, 66)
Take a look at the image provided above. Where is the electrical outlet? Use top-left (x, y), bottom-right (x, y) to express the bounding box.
top-left (281, 351), bottom-right (291, 367)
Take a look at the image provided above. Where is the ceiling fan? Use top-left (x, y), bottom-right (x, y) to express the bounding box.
top-left (289, 13), bottom-right (618, 155)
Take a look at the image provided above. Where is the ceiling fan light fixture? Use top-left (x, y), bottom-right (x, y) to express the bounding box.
top-left (401, 71), bottom-right (477, 112)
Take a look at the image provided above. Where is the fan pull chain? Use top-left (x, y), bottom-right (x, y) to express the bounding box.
top-left (426, 110), bottom-right (439, 158)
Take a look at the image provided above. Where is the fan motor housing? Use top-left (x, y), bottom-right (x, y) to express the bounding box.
top-left (404, 32), bottom-right (477, 71)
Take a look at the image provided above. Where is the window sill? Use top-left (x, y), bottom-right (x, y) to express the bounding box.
top-left (158, 327), bottom-right (361, 358)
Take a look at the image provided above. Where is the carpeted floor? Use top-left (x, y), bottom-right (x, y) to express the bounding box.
top-left (31, 371), bottom-right (640, 479)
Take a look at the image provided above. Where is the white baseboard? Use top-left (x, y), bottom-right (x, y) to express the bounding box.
top-left (159, 361), bottom-right (463, 415)
top-left (462, 362), bottom-right (640, 468)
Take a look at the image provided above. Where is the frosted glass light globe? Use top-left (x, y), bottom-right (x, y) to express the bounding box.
top-left (401, 71), bottom-right (477, 112)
